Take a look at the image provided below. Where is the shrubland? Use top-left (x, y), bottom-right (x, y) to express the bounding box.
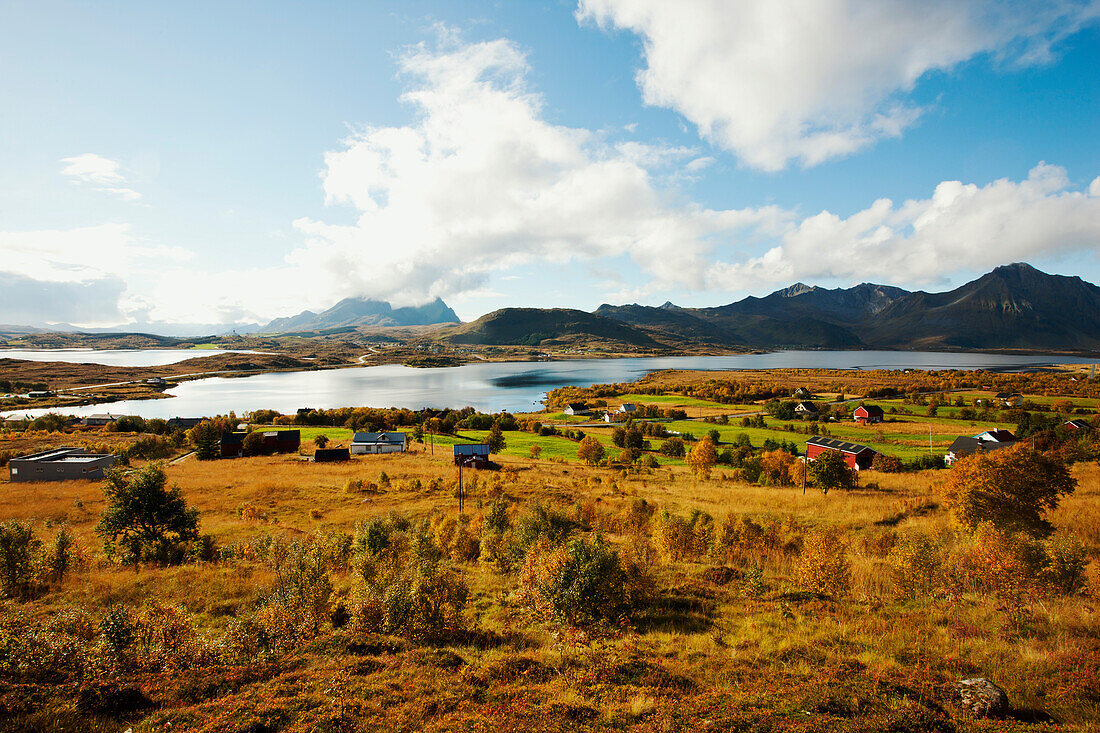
top-left (0, 438), bottom-right (1096, 732)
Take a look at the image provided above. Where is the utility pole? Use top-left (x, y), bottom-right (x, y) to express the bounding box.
top-left (929, 424), bottom-right (933, 455)
top-left (457, 462), bottom-right (464, 511)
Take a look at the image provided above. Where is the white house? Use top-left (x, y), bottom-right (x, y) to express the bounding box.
top-left (82, 413), bottom-right (123, 427)
top-left (563, 403), bottom-right (589, 416)
top-left (617, 403), bottom-right (637, 414)
top-left (350, 431), bottom-right (408, 455)
top-left (972, 429), bottom-right (1016, 444)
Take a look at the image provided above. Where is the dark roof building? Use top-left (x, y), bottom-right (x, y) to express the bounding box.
top-left (1064, 419), bottom-right (1093, 432)
top-left (453, 443), bottom-right (491, 467)
top-left (9, 447), bottom-right (116, 483)
top-left (220, 429), bottom-right (300, 458)
top-left (351, 432), bottom-right (408, 454)
top-left (314, 448), bottom-right (351, 462)
top-left (794, 401), bottom-right (818, 415)
top-left (563, 403), bottom-right (590, 416)
top-left (853, 404), bottom-right (884, 424)
top-left (805, 436), bottom-right (877, 470)
top-left (167, 417), bottom-right (203, 429)
top-left (945, 436), bottom-right (1016, 465)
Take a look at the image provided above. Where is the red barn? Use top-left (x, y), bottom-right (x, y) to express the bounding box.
top-left (853, 404), bottom-right (884, 424)
top-left (806, 436), bottom-right (877, 471)
top-left (1064, 419), bottom-right (1092, 433)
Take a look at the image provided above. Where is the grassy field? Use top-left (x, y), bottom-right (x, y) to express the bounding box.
top-left (615, 393), bottom-right (760, 413)
top-left (2, 366), bottom-right (1097, 731)
top-left (0, 445), bottom-right (1097, 731)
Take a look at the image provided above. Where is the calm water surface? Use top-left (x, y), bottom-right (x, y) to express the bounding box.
top-left (7, 350), bottom-right (1097, 420)
top-left (0, 348), bottom-right (258, 367)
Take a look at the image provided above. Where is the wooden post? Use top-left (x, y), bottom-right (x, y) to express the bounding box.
top-left (458, 461), bottom-right (464, 511)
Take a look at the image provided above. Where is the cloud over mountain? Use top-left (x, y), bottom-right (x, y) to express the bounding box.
top-left (578, 0), bottom-right (1100, 170)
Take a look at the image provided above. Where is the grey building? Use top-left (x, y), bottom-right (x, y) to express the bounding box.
top-left (9, 447), bottom-right (116, 483)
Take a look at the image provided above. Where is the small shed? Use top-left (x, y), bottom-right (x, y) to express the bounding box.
top-left (805, 436), bottom-right (877, 471)
top-left (453, 443), bottom-right (491, 468)
top-left (314, 448), bottom-right (351, 463)
top-left (853, 404), bottom-right (884, 424)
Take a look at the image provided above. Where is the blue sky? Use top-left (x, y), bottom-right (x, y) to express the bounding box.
top-left (1, 0), bottom-right (1099, 330)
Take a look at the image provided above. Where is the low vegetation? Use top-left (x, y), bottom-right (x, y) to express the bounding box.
top-left (0, 366), bottom-right (1097, 730)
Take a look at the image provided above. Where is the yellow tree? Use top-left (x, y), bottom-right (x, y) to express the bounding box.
top-left (944, 444), bottom-right (1075, 537)
top-left (686, 438), bottom-right (718, 479)
top-left (577, 436), bottom-right (605, 466)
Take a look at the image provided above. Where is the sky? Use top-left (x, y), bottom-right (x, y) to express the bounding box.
top-left (2, 0), bottom-right (1099, 331)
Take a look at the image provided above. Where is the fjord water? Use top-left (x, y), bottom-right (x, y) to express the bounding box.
top-left (0, 348), bottom-right (256, 367)
top-left (7, 350), bottom-right (1097, 420)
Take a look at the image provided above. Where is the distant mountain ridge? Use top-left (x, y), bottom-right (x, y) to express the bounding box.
top-left (452, 263), bottom-right (1100, 352)
top-left (264, 297), bottom-right (459, 332)
top-left (596, 263), bottom-right (1100, 351)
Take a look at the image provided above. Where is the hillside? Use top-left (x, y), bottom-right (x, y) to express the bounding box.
top-left (863, 263), bottom-right (1100, 350)
top-left (593, 264), bottom-right (1100, 352)
top-left (264, 297), bottom-right (459, 332)
top-left (440, 307), bottom-right (665, 348)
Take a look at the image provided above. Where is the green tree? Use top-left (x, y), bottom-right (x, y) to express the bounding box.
top-left (577, 436), bottom-right (605, 466)
top-left (686, 437), bottom-right (718, 479)
top-left (487, 423), bottom-right (506, 453)
top-left (944, 444), bottom-right (1076, 538)
top-left (242, 431), bottom-right (268, 457)
top-left (659, 436), bottom-right (686, 457)
top-left (808, 449), bottom-right (855, 494)
top-left (191, 421), bottom-right (221, 460)
top-left (96, 465), bottom-right (200, 566)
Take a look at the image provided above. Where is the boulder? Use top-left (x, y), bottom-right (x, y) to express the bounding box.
top-left (953, 678), bottom-right (1009, 717)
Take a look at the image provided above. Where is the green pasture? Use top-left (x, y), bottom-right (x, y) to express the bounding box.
top-left (616, 393), bottom-right (759, 412)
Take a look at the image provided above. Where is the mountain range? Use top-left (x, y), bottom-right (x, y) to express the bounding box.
top-left (436, 263), bottom-right (1100, 352)
top-left (262, 297), bottom-right (460, 332)
top-left (8, 263), bottom-right (1098, 353)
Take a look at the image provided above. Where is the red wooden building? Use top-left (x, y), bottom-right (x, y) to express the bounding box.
top-left (853, 404), bottom-right (884, 424)
top-left (806, 436), bottom-right (877, 471)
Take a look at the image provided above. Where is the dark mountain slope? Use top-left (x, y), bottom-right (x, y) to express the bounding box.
top-left (593, 304), bottom-right (744, 346)
top-left (440, 308), bottom-right (664, 348)
top-left (863, 263), bottom-right (1100, 349)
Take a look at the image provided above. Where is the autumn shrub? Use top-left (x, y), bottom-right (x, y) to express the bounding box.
top-left (0, 520), bottom-right (45, 599)
top-left (431, 513), bottom-right (480, 562)
top-left (945, 523), bottom-right (1088, 600)
top-left (652, 509), bottom-right (712, 563)
top-left (871, 453), bottom-right (903, 472)
top-left (886, 531), bottom-right (945, 599)
top-left (518, 535), bottom-right (630, 626)
top-left (944, 444), bottom-right (1076, 537)
top-left (759, 450), bottom-right (803, 486)
top-left (266, 537), bottom-right (335, 636)
top-left (794, 530), bottom-right (851, 597)
top-left (350, 523), bottom-right (468, 637)
top-left (512, 502), bottom-right (574, 553)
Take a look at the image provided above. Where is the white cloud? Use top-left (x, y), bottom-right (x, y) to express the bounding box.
top-left (707, 164), bottom-right (1100, 290)
top-left (60, 153), bottom-right (142, 199)
top-left (577, 0), bottom-right (1100, 170)
top-left (290, 36), bottom-right (777, 308)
